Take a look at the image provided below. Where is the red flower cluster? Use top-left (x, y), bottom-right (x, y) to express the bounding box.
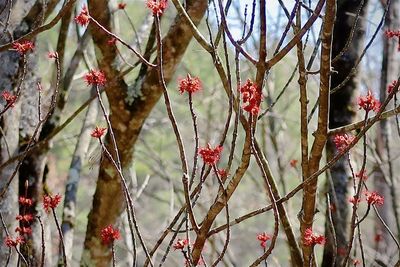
top-left (349, 196), bottom-right (360, 205)
top-left (303, 228), bottom-right (326, 247)
top-left (333, 133), bottom-right (355, 153)
top-left (388, 80), bottom-right (398, 94)
top-left (178, 74), bottom-right (202, 94)
top-left (84, 69), bottom-right (107, 86)
top-left (364, 191), bottom-right (384, 206)
top-left (173, 238), bottom-right (189, 250)
top-left (257, 232), bottom-right (271, 248)
top-left (16, 214), bottom-right (34, 223)
top-left (146, 0), bottom-right (168, 15)
top-left (107, 37), bottom-right (117, 46)
top-left (118, 2), bottom-right (127, 9)
top-left (43, 193), bottom-right (62, 213)
top-left (355, 170), bottom-right (367, 181)
top-left (217, 168), bottom-right (229, 180)
top-left (385, 29), bottom-right (400, 51)
top-left (198, 144), bottom-right (223, 165)
top-left (91, 126), bottom-right (107, 138)
top-left (74, 6), bottom-right (90, 26)
top-left (15, 226), bottom-right (32, 235)
top-left (358, 90), bottom-right (381, 113)
top-left (12, 41), bottom-right (34, 55)
top-left (240, 79), bottom-right (262, 115)
top-left (48, 51), bottom-right (58, 59)
top-left (289, 159), bottom-right (298, 168)
top-left (1, 90), bottom-right (17, 107)
top-left (19, 197), bottom-right (33, 206)
top-left (100, 225), bottom-right (121, 245)
top-left (5, 236), bottom-right (25, 248)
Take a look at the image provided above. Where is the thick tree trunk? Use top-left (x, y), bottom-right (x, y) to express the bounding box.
top-left (322, 1), bottom-right (369, 266)
top-left (81, 1), bottom-right (208, 266)
top-left (374, 0), bottom-right (400, 263)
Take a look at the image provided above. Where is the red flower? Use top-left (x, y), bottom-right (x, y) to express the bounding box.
top-left (217, 168), bottom-right (229, 180)
top-left (84, 69), bottom-right (107, 86)
top-left (388, 80), bottom-right (398, 94)
top-left (74, 6), bottom-right (90, 26)
top-left (240, 79), bottom-right (262, 115)
top-left (355, 170), bottom-right (367, 181)
top-left (173, 238), bottom-right (189, 250)
top-left (91, 126), bottom-right (107, 138)
top-left (43, 193), bottom-right (62, 213)
top-left (100, 225), bottom-right (121, 245)
top-left (15, 226), bottom-right (32, 235)
top-left (374, 233), bottom-right (382, 243)
top-left (107, 37), bottom-right (117, 46)
top-left (16, 214), bottom-right (34, 223)
top-left (364, 191), bottom-right (384, 206)
top-left (118, 2), bottom-right (127, 9)
top-left (349, 196), bottom-right (361, 205)
top-left (353, 259), bottom-right (361, 266)
top-left (146, 0), bottom-right (168, 15)
top-left (303, 228), bottom-right (326, 247)
top-left (358, 90), bottom-right (381, 113)
top-left (1, 91), bottom-right (17, 107)
top-left (289, 159), bottom-right (298, 168)
top-left (198, 144), bottom-right (223, 165)
top-left (19, 197), bottom-right (33, 207)
top-left (385, 29), bottom-right (400, 51)
top-left (178, 74), bottom-right (202, 94)
top-left (333, 133), bottom-right (355, 153)
top-left (5, 236), bottom-right (25, 247)
top-left (48, 51), bottom-right (58, 59)
top-left (257, 232), bottom-right (271, 248)
top-left (12, 41), bottom-right (34, 55)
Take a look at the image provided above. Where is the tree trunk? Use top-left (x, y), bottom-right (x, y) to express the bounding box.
top-left (322, 1), bottom-right (369, 266)
top-left (374, 0), bottom-right (400, 264)
top-left (81, 1), bottom-right (208, 266)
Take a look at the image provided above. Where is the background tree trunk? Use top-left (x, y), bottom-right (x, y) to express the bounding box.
top-left (322, 0), bottom-right (369, 266)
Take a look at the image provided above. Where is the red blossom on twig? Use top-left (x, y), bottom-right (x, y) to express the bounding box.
top-left (349, 196), bottom-right (361, 205)
top-left (107, 37), bottom-right (117, 46)
top-left (173, 238), bottom-right (189, 250)
top-left (178, 74), bottom-right (202, 94)
top-left (4, 236), bottom-right (25, 247)
top-left (353, 259), bottom-right (361, 266)
top-left (15, 226), bottom-right (32, 235)
top-left (19, 197), bottom-right (33, 207)
top-left (240, 79), bottom-right (262, 115)
top-left (385, 29), bottom-right (400, 51)
top-left (257, 232), bottom-right (271, 248)
top-left (43, 193), bottom-right (62, 213)
top-left (1, 90), bottom-right (17, 107)
top-left (74, 6), bottom-right (90, 26)
top-left (146, 0), bottom-right (168, 15)
top-left (358, 90), bottom-right (381, 113)
top-left (217, 168), bottom-right (229, 179)
top-left (355, 170), bottom-right (367, 181)
top-left (289, 159), bottom-right (298, 168)
top-left (118, 2), bottom-right (127, 9)
top-left (303, 228), bottom-right (325, 246)
top-left (333, 133), bottom-right (355, 153)
top-left (16, 214), bottom-right (34, 223)
top-left (12, 41), bottom-right (34, 54)
top-left (84, 69), bottom-right (107, 86)
top-left (388, 80), bottom-right (398, 94)
top-left (48, 51), bottom-right (58, 59)
top-left (100, 225), bottom-right (121, 245)
top-left (198, 144), bottom-right (223, 165)
top-left (91, 126), bottom-right (107, 138)
top-left (364, 191), bottom-right (384, 206)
